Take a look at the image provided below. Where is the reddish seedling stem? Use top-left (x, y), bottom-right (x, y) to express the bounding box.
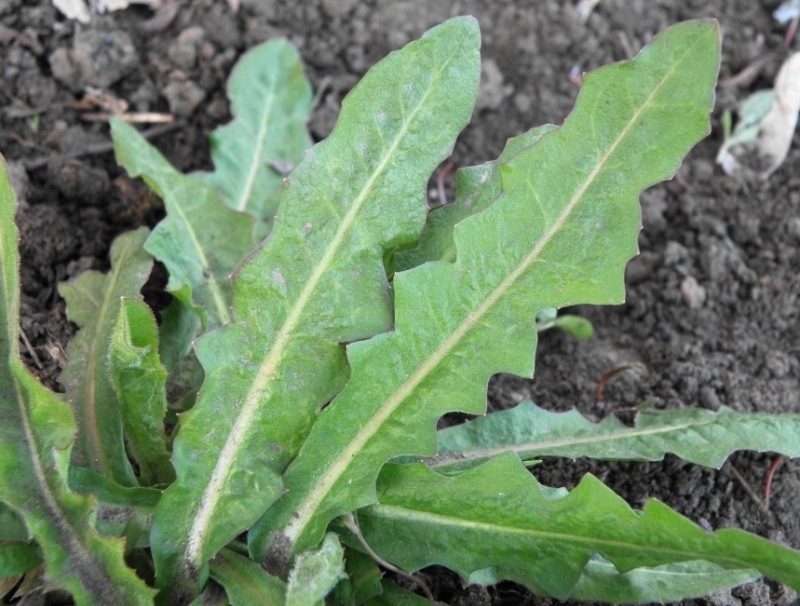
top-left (785, 15), bottom-right (799, 49)
top-left (436, 161), bottom-right (454, 205)
top-left (595, 364), bottom-right (635, 404)
top-left (764, 456), bottom-right (784, 508)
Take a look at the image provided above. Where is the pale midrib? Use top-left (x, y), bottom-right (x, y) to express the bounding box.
top-left (185, 55), bottom-right (456, 565)
top-left (235, 90), bottom-right (276, 212)
top-left (1, 182), bottom-right (128, 603)
top-left (367, 504), bottom-right (761, 571)
top-left (82, 239), bottom-right (129, 479)
top-left (171, 200), bottom-right (231, 325)
top-left (284, 54), bottom-right (685, 546)
top-left (430, 417), bottom-right (719, 468)
top-left (0, 213), bottom-right (17, 351)
top-left (13, 371), bottom-right (123, 602)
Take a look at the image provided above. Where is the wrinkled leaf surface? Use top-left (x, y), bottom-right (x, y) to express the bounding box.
top-left (200, 39), bottom-right (312, 234)
top-left (59, 227), bottom-right (152, 487)
top-left (253, 20), bottom-right (720, 561)
top-left (112, 120), bottom-right (254, 329)
top-left (425, 401), bottom-right (800, 472)
top-left (109, 298), bottom-right (174, 485)
top-left (150, 17), bottom-right (481, 599)
top-left (358, 457), bottom-right (799, 599)
top-left (0, 157), bottom-right (155, 604)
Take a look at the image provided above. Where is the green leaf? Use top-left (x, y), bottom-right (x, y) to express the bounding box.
top-left (209, 548), bottom-right (285, 606)
top-left (537, 313), bottom-right (595, 339)
top-left (150, 17), bottom-right (481, 599)
top-left (0, 541), bottom-right (41, 577)
top-left (366, 581), bottom-right (430, 606)
top-left (200, 39), bottom-right (312, 235)
top-left (0, 156), bottom-right (156, 604)
top-left (0, 503), bottom-right (28, 542)
top-left (393, 124), bottom-right (556, 272)
top-left (109, 298), bottom-right (175, 486)
top-left (112, 119), bottom-right (255, 330)
top-left (67, 466), bottom-right (159, 547)
top-left (159, 297), bottom-right (199, 374)
top-left (253, 20), bottom-right (720, 561)
top-left (68, 466), bottom-right (161, 511)
top-left (568, 557), bottom-right (757, 603)
top-left (157, 297), bottom-right (204, 415)
top-left (343, 548), bottom-right (383, 605)
top-left (357, 456), bottom-right (800, 599)
top-left (58, 227), bottom-right (153, 487)
top-left (286, 533), bottom-right (345, 606)
top-left (424, 401), bottom-right (800, 472)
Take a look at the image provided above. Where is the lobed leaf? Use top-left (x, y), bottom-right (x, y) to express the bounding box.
top-left (424, 401), bottom-right (800, 472)
top-left (150, 17), bottom-right (481, 600)
top-left (393, 124), bottom-right (556, 272)
top-left (109, 298), bottom-right (174, 486)
top-left (199, 39), bottom-right (312, 235)
top-left (356, 457), bottom-right (798, 600)
top-left (112, 119), bottom-right (255, 330)
top-left (59, 227), bottom-right (153, 487)
top-left (252, 20), bottom-right (720, 561)
top-left (0, 156), bottom-right (155, 604)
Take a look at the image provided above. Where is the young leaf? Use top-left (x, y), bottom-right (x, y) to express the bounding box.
top-left (150, 17), bottom-right (481, 599)
top-left (109, 298), bottom-right (175, 486)
top-left (424, 401), bottom-right (800, 472)
top-left (199, 40), bottom-right (312, 234)
top-left (209, 548), bottom-right (286, 606)
top-left (59, 227), bottom-right (153, 487)
top-left (0, 156), bottom-right (156, 604)
top-left (253, 20), bottom-right (720, 561)
top-left (393, 124), bottom-right (556, 272)
top-left (285, 533), bottom-right (345, 606)
top-left (112, 119), bottom-right (255, 329)
top-left (357, 456), bottom-right (800, 599)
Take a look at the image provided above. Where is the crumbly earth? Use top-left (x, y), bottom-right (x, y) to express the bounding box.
top-left (1, 1), bottom-right (798, 604)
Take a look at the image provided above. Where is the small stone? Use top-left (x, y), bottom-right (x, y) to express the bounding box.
top-left (72, 30), bottom-right (138, 88)
top-left (765, 352), bottom-right (791, 378)
top-left (680, 276), bottom-right (706, 309)
top-left (168, 26), bottom-right (206, 69)
top-left (47, 160), bottom-right (109, 205)
top-left (513, 92), bottom-right (532, 114)
top-left (476, 58), bottom-right (511, 111)
top-left (163, 79), bottom-right (206, 117)
top-left (6, 161), bottom-right (29, 208)
top-left (48, 47), bottom-right (80, 91)
top-left (321, 0), bottom-right (358, 18)
top-left (663, 240), bottom-right (688, 266)
top-left (240, 0), bottom-right (276, 16)
top-left (786, 217), bottom-right (800, 242)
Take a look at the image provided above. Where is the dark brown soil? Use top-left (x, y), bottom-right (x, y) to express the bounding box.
top-left (2, 1), bottom-right (799, 605)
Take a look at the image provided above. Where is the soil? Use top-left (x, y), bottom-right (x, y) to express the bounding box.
top-left (1, 1), bottom-right (799, 605)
